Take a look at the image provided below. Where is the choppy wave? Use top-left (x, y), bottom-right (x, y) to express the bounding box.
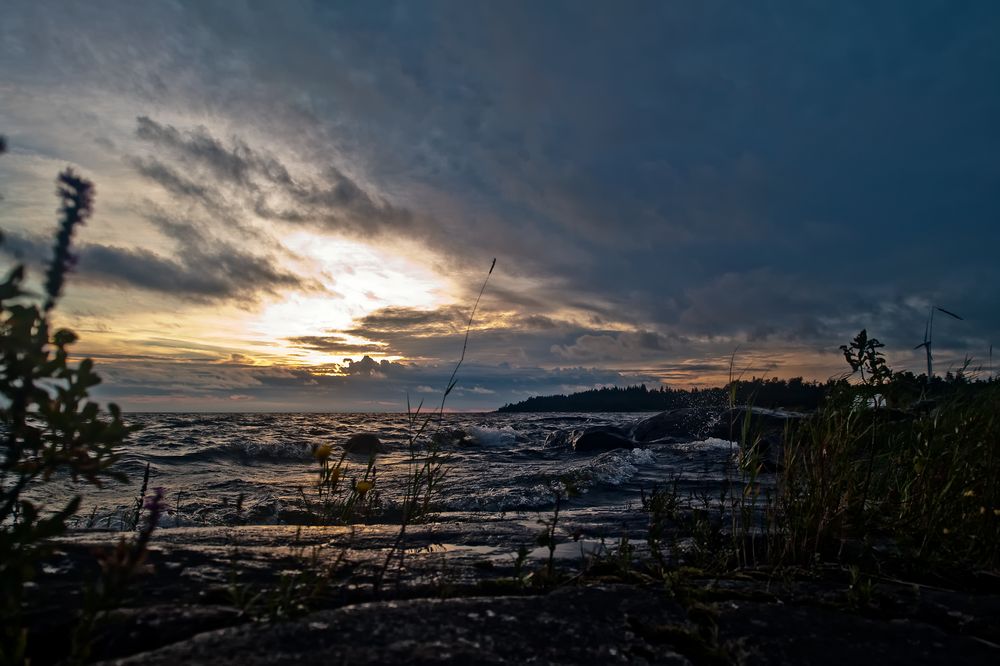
top-left (38, 411), bottom-right (743, 529)
top-left (464, 425), bottom-right (521, 447)
top-left (150, 438), bottom-right (315, 462)
top-left (576, 447), bottom-right (657, 487)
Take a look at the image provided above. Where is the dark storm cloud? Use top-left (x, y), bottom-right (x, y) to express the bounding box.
top-left (0, 232), bottom-right (304, 300)
top-left (126, 155), bottom-right (217, 204)
top-left (4, 0), bottom-right (1000, 394)
top-left (285, 335), bottom-right (390, 356)
top-left (344, 305), bottom-right (469, 337)
top-left (135, 116), bottom-right (262, 188)
top-left (551, 330), bottom-right (679, 363)
top-left (132, 116), bottom-right (413, 237)
top-left (86, 244), bottom-right (302, 299)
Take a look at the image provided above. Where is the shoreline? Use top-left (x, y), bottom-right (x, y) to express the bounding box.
top-left (23, 525), bottom-right (999, 664)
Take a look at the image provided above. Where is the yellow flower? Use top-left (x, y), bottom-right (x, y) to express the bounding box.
top-left (942, 528), bottom-right (950, 535)
top-left (313, 443), bottom-right (333, 461)
top-left (355, 480), bottom-right (374, 494)
top-left (962, 489), bottom-right (975, 498)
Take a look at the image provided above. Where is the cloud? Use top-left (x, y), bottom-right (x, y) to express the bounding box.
top-left (1, 231), bottom-right (305, 301)
top-left (131, 116), bottom-right (414, 238)
top-left (551, 330), bottom-right (678, 362)
top-left (3, 1), bottom-right (1000, 401)
top-left (126, 155), bottom-right (218, 205)
top-left (345, 305), bottom-right (468, 338)
top-left (285, 335), bottom-right (390, 356)
top-left (87, 351), bottom-right (657, 412)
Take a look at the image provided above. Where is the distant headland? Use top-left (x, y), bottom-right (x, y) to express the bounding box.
top-left (496, 379), bottom-right (830, 413)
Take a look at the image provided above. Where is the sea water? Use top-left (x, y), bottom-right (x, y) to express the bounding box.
top-left (32, 412), bottom-right (744, 535)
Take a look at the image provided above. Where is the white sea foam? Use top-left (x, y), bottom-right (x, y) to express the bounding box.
top-left (466, 425), bottom-right (519, 447)
top-left (672, 437), bottom-right (736, 452)
top-left (586, 447), bottom-right (657, 486)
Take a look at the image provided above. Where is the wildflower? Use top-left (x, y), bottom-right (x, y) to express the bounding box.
top-left (45, 169), bottom-right (94, 311)
top-left (942, 528), bottom-right (950, 535)
top-left (143, 487), bottom-right (166, 528)
top-left (355, 480), bottom-right (374, 495)
top-left (313, 443), bottom-right (333, 461)
top-left (962, 489), bottom-right (975, 498)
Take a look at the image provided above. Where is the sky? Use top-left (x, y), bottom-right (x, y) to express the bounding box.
top-left (1, 1), bottom-right (998, 411)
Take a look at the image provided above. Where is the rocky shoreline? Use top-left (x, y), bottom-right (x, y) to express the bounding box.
top-left (25, 525), bottom-right (1000, 665)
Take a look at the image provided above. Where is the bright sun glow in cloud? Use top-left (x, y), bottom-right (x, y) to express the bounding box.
top-left (247, 232), bottom-right (450, 366)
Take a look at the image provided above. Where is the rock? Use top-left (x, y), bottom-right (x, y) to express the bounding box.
top-left (706, 406), bottom-right (806, 442)
top-left (431, 428), bottom-right (480, 448)
top-left (543, 426), bottom-right (635, 452)
top-left (628, 407), bottom-right (807, 468)
top-left (543, 430), bottom-right (572, 449)
top-left (100, 586), bottom-right (691, 665)
top-left (96, 582), bottom-right (1000, 666)
top-left (707, 407), bottom-right (807, 470)
top-left (342, 433), bottom-right (387, 456)
top-left (90, 605), bottom-right (246, 662)
top-left (630, 408), bottom-right (715, 443)
top-left (572, 427), bottom-right (636, 453)
top-left (716, 597), bottom-right (999, 666)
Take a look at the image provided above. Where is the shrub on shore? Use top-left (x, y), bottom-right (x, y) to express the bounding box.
top-left (0, 149), bottom-right (137, 663)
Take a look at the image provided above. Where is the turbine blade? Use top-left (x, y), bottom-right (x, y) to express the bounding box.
top-left (936, 307), bottom-right (963, 320)
top-left (914, 342), bottom-right (929, 350)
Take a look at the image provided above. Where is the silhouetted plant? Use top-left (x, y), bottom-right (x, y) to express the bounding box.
top-left (0, 161), bottom-right (135, 664)
top-left (373, 259), bottom-right (495, 593)
top-left (840, 328), bottom-right (891, 389)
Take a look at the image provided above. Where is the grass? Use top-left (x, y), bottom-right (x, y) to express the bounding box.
top-left (499, 336), bottom-right (998, 600)
top-left (766, 380), bottom-right (1000, 574)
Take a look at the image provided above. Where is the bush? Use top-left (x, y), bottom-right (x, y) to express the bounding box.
top-left (0, 158), bottom-right (135, 663)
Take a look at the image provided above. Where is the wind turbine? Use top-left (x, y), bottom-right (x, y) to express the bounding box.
top-left (913, 305), bottom-right (963, 380)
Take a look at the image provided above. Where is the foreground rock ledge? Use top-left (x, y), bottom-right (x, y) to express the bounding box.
top-left (100, 585), bottom-right (997, 666)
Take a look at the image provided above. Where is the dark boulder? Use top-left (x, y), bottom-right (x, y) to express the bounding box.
top-left (343, 433), bottom-right (388, 456)
top-left (627, 406), bottom-right (808, 469)
top-left (706, 406), bottom-right (806, 441)
top-left (571, 427), bottom-right (636, 453)
top-left (708, 407), bottom-right (808, 470)
top-left (542, 430), bottom-right (572, 449)
top-left (431, 428), bottom-right (476, 448)
top-left (629, 407), bottom-right (715, 443)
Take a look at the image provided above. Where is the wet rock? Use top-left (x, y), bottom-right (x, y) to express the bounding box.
top-left (572, 427), bottom-right (637, 453)
top-left (101, 586), bottom-right (691, 665)
top-left (431, 428), bottom-right (477, 448)
top-left (544, 426), bottom-right (635, 452)
top-left (543, 429), bottom-right (572, 448)
top-left (707, 407), bottom-right (807, 469)
top-left (343, 433), bottom-right (388, 456)
top-left (627, 407), bottom-right (808, 469)
top-left (97, 581), bottom-right (1000, 666)
top-left (715, 598), bottom-right (998, 665)
top-left (90, 605), bottom-right (246, 662)
top-left (630, 408), bottom-right (716, 443)
top-left (705, 406), bottom-right (806, 442)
